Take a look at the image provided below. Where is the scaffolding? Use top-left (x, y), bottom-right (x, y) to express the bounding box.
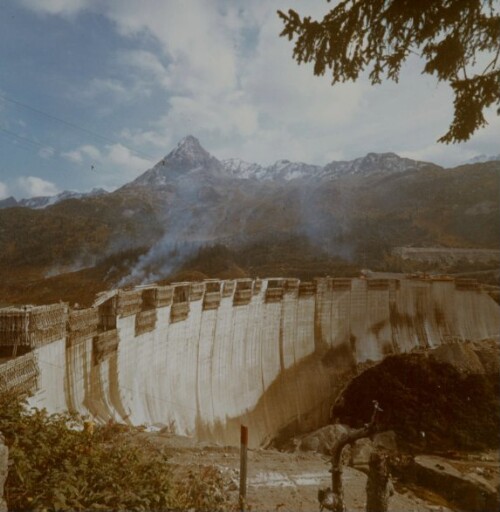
top-left (93, 329), bottom-right (119, 364)
top-left (202, 281), bottom-right (221, 310)
top-left (203, 292), bottom-right (221, 311)
top-left (253, 279), bottom-right (262, 294)
top-left (67, 308), bottom-right (99, 347)
top-left (171, 285), bottom-right (191, 323)
top-left (0, 308), bottom-right (29, 347)
top-left (331, 278), bottom-right (352, 291)
top-left (455, 278), bottom-right (479, 291)
top-left (284, 278), bottom-right (300, 294)
top-left (170, 303), bottom-right (189, 323)
top-left (189, 282), bottom-right (204, 301)
top-left (366, 279), bottom-right (390, 290)
top-left (233, 280), bottom-right (253, 306)
top-left (0, 304), bottom-right (67, 350)
top-left (140, 288), bottom-right (157, 310)
top-left (222, 281), bottom-right (235, 298)
top-left (265, 279), bottom-right (284, 303)
top-left (155, 286), bottom-right (173, 308)
top-left (135, 309), bottom-right (157, 336)
top-left (117, 290), bottom-right (142, 318)
top-left (0, 352), bottom-right (39, 395)
top-left (298, 282), bottom-right (316, 297)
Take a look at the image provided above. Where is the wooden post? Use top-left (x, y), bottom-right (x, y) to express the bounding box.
top-left (239, 425), bottom-right (248, 511)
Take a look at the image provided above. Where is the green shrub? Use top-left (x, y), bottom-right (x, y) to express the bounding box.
top-left (0, 392), bottom-right (231, 511)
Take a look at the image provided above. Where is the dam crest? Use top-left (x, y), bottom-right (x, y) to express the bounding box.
top-left (1, 276), bottom-right (499, 447)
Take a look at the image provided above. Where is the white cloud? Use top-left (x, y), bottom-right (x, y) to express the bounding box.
top-left (105, 143), bottom-right (151, 173)
top-left (85, 78), bottom-right (128, 98)
top-left (19, 0), bottom-right (91, 16)
top-left (17, 0), bottom-right (500, 175)
top-left (61, 149), bottom-right (83, 164)
top-left (18, 176), bottom-right (60, 197)
top-left (98, 1), bottom-right (365, 165)
top-left (80, 144), bottom-right (102, 160)
top-left (62, 142), bottom-right (151, 187)
top-left (106, 1), bottom-right (239, 96)
top-left (0, 182), bottom-right (9, 199)
top-left (119, 50), bottom-right (170, 87)
top-left (127, 91), bottom-right (258, 148)
top-left (79, 77), bottom-right (152, 105)
top-left (62, 144), bottom-right (101, 164)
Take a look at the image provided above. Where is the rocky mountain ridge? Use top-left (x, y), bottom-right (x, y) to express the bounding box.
top-left (0, 187), bottom-right (108, 210)
top-left (1, 136), bottom-right (435, 210)
top-left (126, 135), bottom-right (435, 188)
top-left (467, 154), bottom-right (500, 164)
top-left (5, 138), bottom-right (499, 212)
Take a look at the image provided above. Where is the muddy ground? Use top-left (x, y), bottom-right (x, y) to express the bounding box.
top-left (128, 430), bottom-right (499, 512)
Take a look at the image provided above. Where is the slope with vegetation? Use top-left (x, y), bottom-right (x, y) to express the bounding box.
top-left (0, 137), bottom-right (498, 306)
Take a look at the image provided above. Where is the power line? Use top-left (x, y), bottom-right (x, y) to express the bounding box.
top-left (0, 93), bottom-right (157, 163)
top-left (0, 129), bottom-right (43, 155)
top-left (0, 126), bottom-right (49, 150)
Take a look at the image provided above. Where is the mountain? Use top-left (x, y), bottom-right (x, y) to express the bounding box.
top-left (220, 158), bottom-right (267, 180)
top-left (467, 154), bottom-right (500, 164)
top-left (219, 151), bottom-right (429, 182)
top-left (0, 135), bottom-right (498, 305)
top-left (0, 196), bottom-right (18, 209)
top-left (125, 135), bottom-right (225, 189)
top-left (0, 188), bottom-right (108, 210)
top-left (322, 152), bottom-right (433, 178)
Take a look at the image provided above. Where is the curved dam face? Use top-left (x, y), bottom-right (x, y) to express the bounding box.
top-left (1, 277), bottom-right (499, 447)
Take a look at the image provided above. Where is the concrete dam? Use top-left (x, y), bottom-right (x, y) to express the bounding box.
top-left (1, 276), bottom-right (499, 447)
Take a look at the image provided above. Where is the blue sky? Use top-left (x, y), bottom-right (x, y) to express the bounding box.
top-left (0, 0), bottom-right (499, 200)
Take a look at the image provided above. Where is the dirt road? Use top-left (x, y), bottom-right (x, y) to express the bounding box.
top-left (137, 432), bottom-right (455, 512)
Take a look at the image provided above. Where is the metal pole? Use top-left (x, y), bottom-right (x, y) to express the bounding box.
top-left (239, 425), bottom-right (248, 511)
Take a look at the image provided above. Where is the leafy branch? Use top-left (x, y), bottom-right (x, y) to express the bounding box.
top-left (278, 0), bottom-right (500, 143)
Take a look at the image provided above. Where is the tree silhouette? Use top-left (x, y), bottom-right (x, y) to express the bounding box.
top-left (278, 0), bottom-right (500, 143)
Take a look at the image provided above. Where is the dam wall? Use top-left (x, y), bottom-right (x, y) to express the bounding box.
top-left (1, 276), bottom-right (499, 447)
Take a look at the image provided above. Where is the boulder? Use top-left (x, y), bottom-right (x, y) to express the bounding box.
top-left (299, 424), bottom-right (350, 455)
top-left (351, 438), bottom-right (373, 468)
top-left (414, 455), bottom-right (499, 512)
top-left (373, 430), bottom-right (397, 452)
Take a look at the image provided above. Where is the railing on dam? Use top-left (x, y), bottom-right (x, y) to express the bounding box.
top-left (0, 352), bottom-right (39, 395)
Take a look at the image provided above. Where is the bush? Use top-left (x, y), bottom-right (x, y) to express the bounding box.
top-left (0, 392), bottom-right (231, 511)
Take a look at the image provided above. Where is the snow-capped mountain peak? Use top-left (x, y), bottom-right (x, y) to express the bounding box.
top-left (125, 136), bottom-right (438, 190)
top-left (221, 157), bottom-right (322, 181)
top-left (221, 158), bottom-right (266, 179)
top-left (169, 135), bottom-right (209, 161)
top-left (127, 135), bottom-right (224, 188)
top-left (322, 152), bottom-right (432, 177)
top-left (266, 160), bottom-right (322, 180)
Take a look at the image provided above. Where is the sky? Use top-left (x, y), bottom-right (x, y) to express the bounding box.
top-left (0, 0), bottom-right (499, 200)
